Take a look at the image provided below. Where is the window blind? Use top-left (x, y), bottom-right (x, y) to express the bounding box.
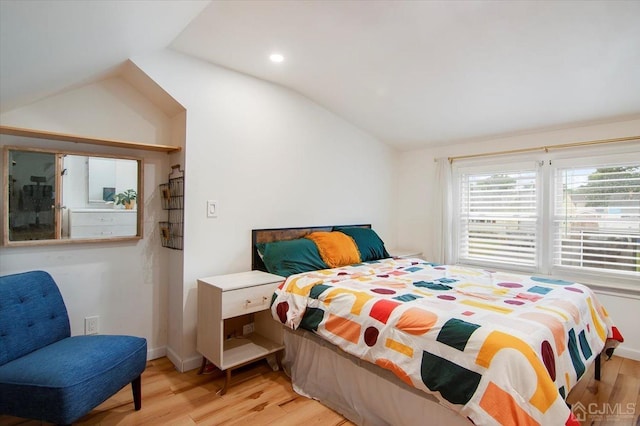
top-left (458, 167), bottom-right (538, 268)
top-left (553, 163), bottom-right (640, 275)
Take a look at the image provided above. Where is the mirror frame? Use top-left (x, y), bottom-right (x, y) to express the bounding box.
top-left (3, 145), bottom-right (144, 246)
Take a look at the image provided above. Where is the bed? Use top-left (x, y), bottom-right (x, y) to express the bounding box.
top-left (252, 225), bottom-right (623, 426)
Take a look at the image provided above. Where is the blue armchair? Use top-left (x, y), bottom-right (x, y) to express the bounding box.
top-left (0, 271), bottom-right (147, 425)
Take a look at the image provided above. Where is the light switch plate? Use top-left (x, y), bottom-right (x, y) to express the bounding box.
top-left (207, 200), bottom-right (218, 218)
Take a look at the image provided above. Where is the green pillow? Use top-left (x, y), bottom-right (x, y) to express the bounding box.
top-left (256, 238), bottom-right (328, 276)
top-left (334, 227), bottom-right (390, 261)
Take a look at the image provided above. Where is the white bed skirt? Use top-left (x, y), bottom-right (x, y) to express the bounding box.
top-left (282, 328), bottom-right (472, 426)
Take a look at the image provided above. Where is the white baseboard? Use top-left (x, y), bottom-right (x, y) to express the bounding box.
top-left (147, 346), bottom-right (167, 361)
top-left (166, 346), bottom-right (182, 371)
top-left (166, 346), bottom-right (203, 372)
top-left (613, 346), bottom-right (640, 361)
top-left (183, 354), bottom-right (204, 372)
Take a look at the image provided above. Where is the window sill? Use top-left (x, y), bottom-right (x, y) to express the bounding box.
top-left (550, 268), bottom-right (640, 298)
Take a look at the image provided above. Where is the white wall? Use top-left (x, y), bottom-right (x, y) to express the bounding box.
top-left (0, 76), bottom-right (177, 360)
top-left (1, 76), bottom-right (174, 146)
top-left (395, 118), bottom-right (640, 360)
top-left (166, 111), bottom-right (187, 364)
top-left (133, 50), bottom-right (397, 370)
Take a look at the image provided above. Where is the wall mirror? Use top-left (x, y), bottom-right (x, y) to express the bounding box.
top-left (3, 146), bottom-right (143, 246)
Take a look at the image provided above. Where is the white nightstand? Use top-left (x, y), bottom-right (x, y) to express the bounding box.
top-left (197, 270), bottom-right (285, 394)
top-left (387, 248), bottom-right (423, 259)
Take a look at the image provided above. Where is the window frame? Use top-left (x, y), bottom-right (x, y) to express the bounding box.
top-left (452, 160), bottom-right (542, 273)
top-left (452, 145), bottom-right (640, 291)
top-left (547, 152), bottom-right (640, 289)
top-left (3, 145), bottom-right (144, 246)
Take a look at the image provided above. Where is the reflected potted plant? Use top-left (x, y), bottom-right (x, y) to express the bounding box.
top-left (114, 189), bottom-right (137, 210)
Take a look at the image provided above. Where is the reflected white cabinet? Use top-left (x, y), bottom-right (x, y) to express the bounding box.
top-left (69, 209), bottom-right (137, 238)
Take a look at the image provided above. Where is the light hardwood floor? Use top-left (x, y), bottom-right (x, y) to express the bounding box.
top-left (1, 355), bottom-right (638, 426)
top-left (566, 355), bottom-right (640, 426)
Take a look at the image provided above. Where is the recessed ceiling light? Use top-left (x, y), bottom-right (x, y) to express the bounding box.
top-left (269, 53), bottom-right (284, 63)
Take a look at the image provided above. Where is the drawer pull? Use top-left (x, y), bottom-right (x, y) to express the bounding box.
top-left (244, 296), bottom-right (269, 309)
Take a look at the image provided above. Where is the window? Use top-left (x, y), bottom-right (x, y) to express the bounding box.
top-left (453, 152), bottom-right (640, 284)
top-left (456, 163), bottom-right (539, 269)
top-left (552, 159), bottom-right (640, 276)
top-left (4, 146), bottom-right (143, 246)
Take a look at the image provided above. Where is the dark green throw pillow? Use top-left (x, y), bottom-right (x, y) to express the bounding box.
top-left (334, 227), bottom-right (390, 261)
top-left (256, 238), bottom-right (328, 277)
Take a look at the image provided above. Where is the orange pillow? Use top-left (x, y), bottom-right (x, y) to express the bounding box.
top-left (305, 231), bottom-right (361, 268)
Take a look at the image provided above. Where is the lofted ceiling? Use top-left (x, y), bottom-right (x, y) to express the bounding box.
top-left (2, 1), bottom-right (639, 150)
top-left (0, 0), bottom-right (208, 113)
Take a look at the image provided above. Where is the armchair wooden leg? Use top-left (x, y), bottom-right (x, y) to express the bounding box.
top-left (594, 353), bottom-right (601, 381)
top-left (132, 375), bottom-right (142, 410)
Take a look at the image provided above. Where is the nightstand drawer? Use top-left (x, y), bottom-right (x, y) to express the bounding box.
top-left (221, 283), bottom-right (278, 319)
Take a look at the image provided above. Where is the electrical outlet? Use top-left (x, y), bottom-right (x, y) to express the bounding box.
top-left (243, 322), bottom-right (255, 335)
top-left (85, 316), bottom-right (99, 335)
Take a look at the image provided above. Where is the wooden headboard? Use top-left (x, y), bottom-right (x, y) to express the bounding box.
top-left (251, 224), bottom-right (371, 271)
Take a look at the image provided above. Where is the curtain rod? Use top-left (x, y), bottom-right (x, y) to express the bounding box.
top-left (447, 135), bottom-right (640, 164)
